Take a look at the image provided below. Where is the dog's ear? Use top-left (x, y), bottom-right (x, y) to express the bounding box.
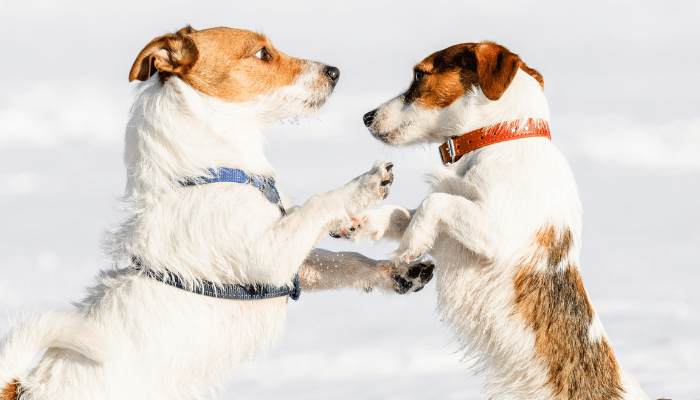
top-left (176, 25), bottom-right (197, 35)
top-left (128, 26), bottom-right (199, 82)
top-left (474, 42), bottom-right (522, 101)
top-left (520, 63), bottom-right (545, 91)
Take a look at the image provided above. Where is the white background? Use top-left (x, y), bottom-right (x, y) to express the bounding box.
top-left (1, 0), bottom-right (698, 399)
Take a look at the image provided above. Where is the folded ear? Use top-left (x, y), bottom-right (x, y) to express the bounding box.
top-left (474, 42), bottom-right (522, 101)
top-left (520, 63), bottom-right (545, 90)
top-left (128, 27), bottom-right (199, 82)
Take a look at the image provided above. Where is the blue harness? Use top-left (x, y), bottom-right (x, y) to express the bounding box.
top-left (133, 259), bottom-right (301, 301)
top-left (135, 167), bottom-right (300, 301)
top-left (182, 168), bottom-right (287, 216)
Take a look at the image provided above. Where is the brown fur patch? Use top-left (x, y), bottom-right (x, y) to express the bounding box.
top-left (536, 225), bottom-right (573, 268)
top-left (128, 28), bottom-right (199, 83)
top-left (183, 28), bottom-right (304, 103)
top-left (0, 379), bottom-right (20, 400)
top-left (404, 43), bottom-right (477, 109)
top-left (129, 26), bottom-right (305, 103)
top-left (473, 42), bottom-right (522, 101)
top-left (520, 63), bottom-right (544, 90)
top-left (514, 226), bottom-right (623, 399)
top-left (404, 41), bottom-right (545, 108)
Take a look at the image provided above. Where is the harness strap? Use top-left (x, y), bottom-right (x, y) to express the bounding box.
top-left (133, 259), bottom-right (300, 301)
top-left (182, 168), bottom-right (286, 216)
top-left (136, 167), bottom-right (297, 300)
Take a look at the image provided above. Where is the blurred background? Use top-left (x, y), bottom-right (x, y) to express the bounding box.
top-left (1, 0), bottom-right (698, 398)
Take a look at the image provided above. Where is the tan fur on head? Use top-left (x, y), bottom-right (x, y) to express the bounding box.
top-left (129, 26), bottom-right (306, 103)
top-left (0, 379), bottom-right (20, 400)
top-left (404, 41), bottom-right (545, 109)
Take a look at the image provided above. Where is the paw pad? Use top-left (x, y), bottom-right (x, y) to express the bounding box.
top-left (392, 261), bottom-right (435, 294)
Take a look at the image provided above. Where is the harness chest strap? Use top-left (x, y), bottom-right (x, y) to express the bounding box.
top-left (182, 168), bottom-right (286, 216)
top-left (135, 167), bottom-right (298, 300)
top-left (133, 259), bottom-right (301, 301)
top-left (439, 118), bottom-right (551, 165)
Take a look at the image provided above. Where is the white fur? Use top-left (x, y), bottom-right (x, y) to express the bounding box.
top-left (0, 310), bottom-right (110, 385)
top-left (358, 68), bottom-right (649, 399)
top-left (588, 307), bottom-right (608, 343)
top-left (0, 57), bottom-right (397, 399)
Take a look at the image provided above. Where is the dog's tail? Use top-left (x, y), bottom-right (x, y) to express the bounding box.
top-left (0, 310), bottom-right (109, 395)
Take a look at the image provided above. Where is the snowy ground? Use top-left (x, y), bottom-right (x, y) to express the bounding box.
top-left (1, 124), bottom-right (698, 399)
top-left (1, 0), bottom-right (699, 399)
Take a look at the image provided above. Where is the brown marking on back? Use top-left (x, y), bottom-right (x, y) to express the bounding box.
top-left (514, 226), bottom-right (623, 399)
top-left (536, 225), bottom-right (573, 268)
top-left (404, 41), bottom-right (545, 108)
top-left (129, 26), bottom-right (305, 103)
top-left (0, 379), bottom-right (20, 400)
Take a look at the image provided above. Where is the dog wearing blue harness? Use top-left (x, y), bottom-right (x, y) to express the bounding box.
top-left (0, 26), bottom-right (433, 400)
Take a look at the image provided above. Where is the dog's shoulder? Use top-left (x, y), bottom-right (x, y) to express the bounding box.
top-left (425, 162), bottom-right (479, 199)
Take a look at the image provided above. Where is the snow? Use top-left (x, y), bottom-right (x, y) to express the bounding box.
top-left (1, 0), bottom-right (699, 398)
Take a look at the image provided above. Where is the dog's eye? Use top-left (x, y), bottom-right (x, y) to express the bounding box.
top-left (414, 70), bottom-right (425, 83)
top-left (254, 47), bottom-right (272, 62)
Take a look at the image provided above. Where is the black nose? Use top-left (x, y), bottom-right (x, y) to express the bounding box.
top-left (324, 66), bottom-right (340, 84)
top-left (363, 109), bottom-right (377, 127)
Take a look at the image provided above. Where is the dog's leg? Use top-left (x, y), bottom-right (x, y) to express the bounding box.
top-left (394, 193), bottom-right (496, 262)
top-left (298, 249), bottom-right (434, 294)
top-left (262, 162), bottom-right (394, 277)
top-left (329, 205), bottom-right (414, 242)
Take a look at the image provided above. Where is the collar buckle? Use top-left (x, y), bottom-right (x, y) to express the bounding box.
top-left (447, 138), bottom-right (456, 163)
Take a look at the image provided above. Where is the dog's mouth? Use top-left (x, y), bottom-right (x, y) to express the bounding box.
top-left (370, 121), bottom-right (411, 145)
top-left (302, 75), bottom-right (337, 112)
top-left (274, 83), bottom-right (333, 117)
top-left (303, 98), bottom-right (328, 111)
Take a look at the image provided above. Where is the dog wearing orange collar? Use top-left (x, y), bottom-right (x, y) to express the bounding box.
top-left (343, 42), bottom-right (650, 399)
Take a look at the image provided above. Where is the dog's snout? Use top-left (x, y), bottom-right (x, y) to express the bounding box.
top-left (363, 109), bottom-right (377, 127)
top-left (324, 66), bottom-right (340, 84)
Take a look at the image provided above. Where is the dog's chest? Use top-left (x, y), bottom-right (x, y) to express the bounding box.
top-left (428, 163), bottom-right (479, 201)
top-left (427, 159), bottom-right (496, 292)
top-left (427, 166), bottom-right (485, 273)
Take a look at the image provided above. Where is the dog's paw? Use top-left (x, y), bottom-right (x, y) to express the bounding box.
top-left (363, 161), bottom-right (394, 202)
top-left (374, 161), bottom-right (394, 200)
top-left (329, 209), bottom-right (391, 241)
top-left (345, 162), bottom-right (394, 215)
top-left (392, 232), bottom-right (432, 263)
top-left (328, 217), bottom-right (361, 239)
top-left (392, 239), bottom-right (432, 264)
top-left (392, 220), bottom-right (436, 263)
top-left (389, 261), bottom-right (435, 294)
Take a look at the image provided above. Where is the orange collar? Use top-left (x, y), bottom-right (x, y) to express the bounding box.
top-left (439, 118), bottom-right (551, 165)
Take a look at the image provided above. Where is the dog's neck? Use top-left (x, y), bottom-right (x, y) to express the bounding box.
top-left (124, 77), bottom-right (276, 198)
top-left (445, 69), bottom-right (551, 144)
